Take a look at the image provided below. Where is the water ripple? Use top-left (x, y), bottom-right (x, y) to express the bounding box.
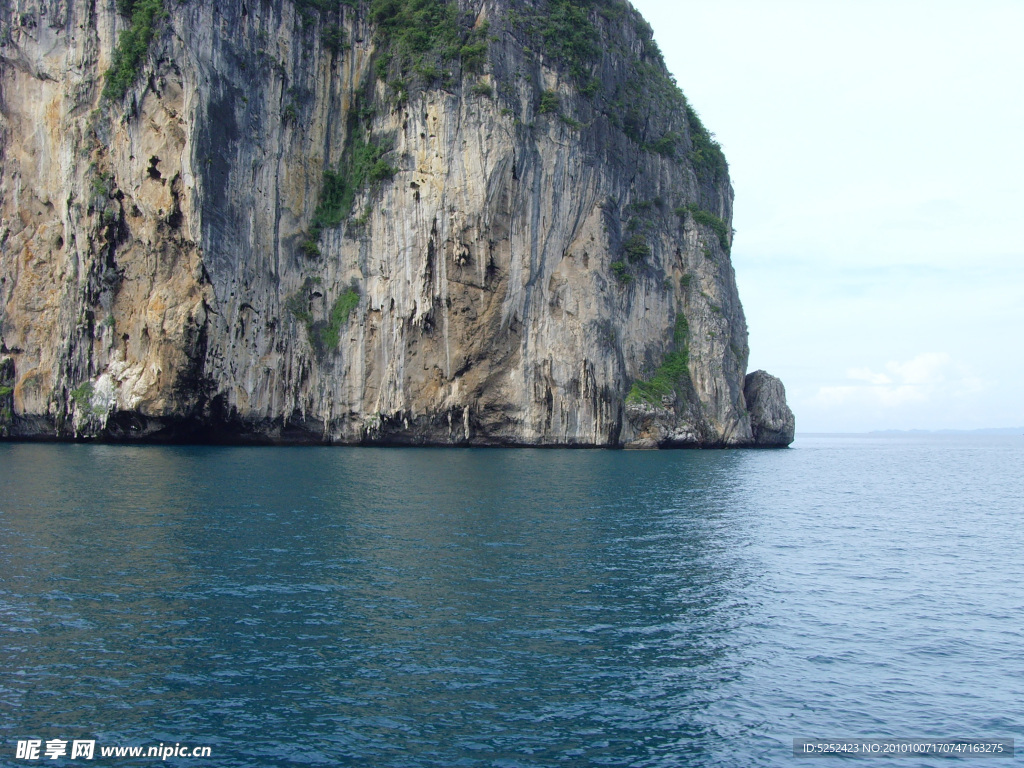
top-left (1, 438), bottom-right (1021, 766)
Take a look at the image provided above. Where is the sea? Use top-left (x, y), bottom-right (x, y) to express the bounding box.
top-left (1, 435), bottom-right (1021, 767)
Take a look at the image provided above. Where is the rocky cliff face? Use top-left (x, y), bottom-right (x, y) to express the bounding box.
top-left (0, 0), bottom-right (793, 446)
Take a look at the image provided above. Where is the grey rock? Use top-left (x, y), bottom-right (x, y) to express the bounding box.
top-left (0, 0), bottom-right (792, 447)
top-left (744, 371), bottom-right (795, 447)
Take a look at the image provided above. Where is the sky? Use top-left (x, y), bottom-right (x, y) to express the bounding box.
top-left (630, 0), bottom-right (1024, 432)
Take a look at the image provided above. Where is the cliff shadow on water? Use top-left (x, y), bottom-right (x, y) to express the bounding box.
top-left (0, 0), bottom-right (793, 447)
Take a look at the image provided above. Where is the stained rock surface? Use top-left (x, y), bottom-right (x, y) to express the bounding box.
top-left (0, 0), bottom-right (793, 446)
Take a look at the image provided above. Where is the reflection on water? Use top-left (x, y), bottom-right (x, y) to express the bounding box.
top-left (1, 439), bottom-right (1022, 766)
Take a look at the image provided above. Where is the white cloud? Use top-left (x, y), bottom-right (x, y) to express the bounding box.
top-left (814, 353), bottom-right (984, 410)
top-left (847, 368), bottom-right (893, 386)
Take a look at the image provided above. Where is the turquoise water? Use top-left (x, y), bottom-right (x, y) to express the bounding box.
top-left (1, 437), bottom-right (1021, 766)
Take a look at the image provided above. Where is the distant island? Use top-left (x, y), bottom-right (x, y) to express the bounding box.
top-left (868, 428), bottom-right (1023, 436)
top-left (800, 428), bottom-right (1022, 437)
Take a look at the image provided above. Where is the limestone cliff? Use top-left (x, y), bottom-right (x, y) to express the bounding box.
top-left (0, 0), bottom-right (793, 446)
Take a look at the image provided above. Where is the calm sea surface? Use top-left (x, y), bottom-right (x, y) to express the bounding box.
top-left (1, 436), bottom-right (1021, 767)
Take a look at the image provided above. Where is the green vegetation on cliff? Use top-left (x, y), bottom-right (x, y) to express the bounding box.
top-left (104, 0), bottom-right (166, 101)
top-left (508, 0), bottom-right (622, 85)
top-left (319, 289), bottom-right (361, 351)
top-left (286, 283), bottom-right (361, 358)
top-left (0, 360), bottom-right (14, 425)
top-left (623, 234), bottom-right (652, 263)
top-left (370, 0), bottom-right (489, 84)
top-left (292, 0), bottom-right (356, 50)
top-left (69, 381), bottom-right (107, 416)
top-left (677, 204), bottom-right (731, 253)
top-left (303, 0), bottom-right (487, 250)
top-left (71, 382), bottom-right (95, 410)
top-left (302, 125), bottom-right (396, 254)
top-left (539, 90), bottom-right (560, 114)
top-left (507, 0), bottom-right (727, 183)
top-left (610, 260), bottom-right (632, 284)
top-left (684, 105), bottom-right (729, 184)
top-left (627, 315), bottom-right (691, 406)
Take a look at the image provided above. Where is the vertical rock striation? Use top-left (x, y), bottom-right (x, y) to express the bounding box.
top-left (0, 0), bottom-right (793, 446)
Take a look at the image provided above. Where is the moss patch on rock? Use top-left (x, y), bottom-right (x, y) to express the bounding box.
top-left (627, 315), bottom-right (691, 406)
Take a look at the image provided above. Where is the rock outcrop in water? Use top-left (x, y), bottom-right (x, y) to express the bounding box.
top-left (743, 370), bottom-right (795, 447)
top-left (0, 0), bottom-right (793, 446)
